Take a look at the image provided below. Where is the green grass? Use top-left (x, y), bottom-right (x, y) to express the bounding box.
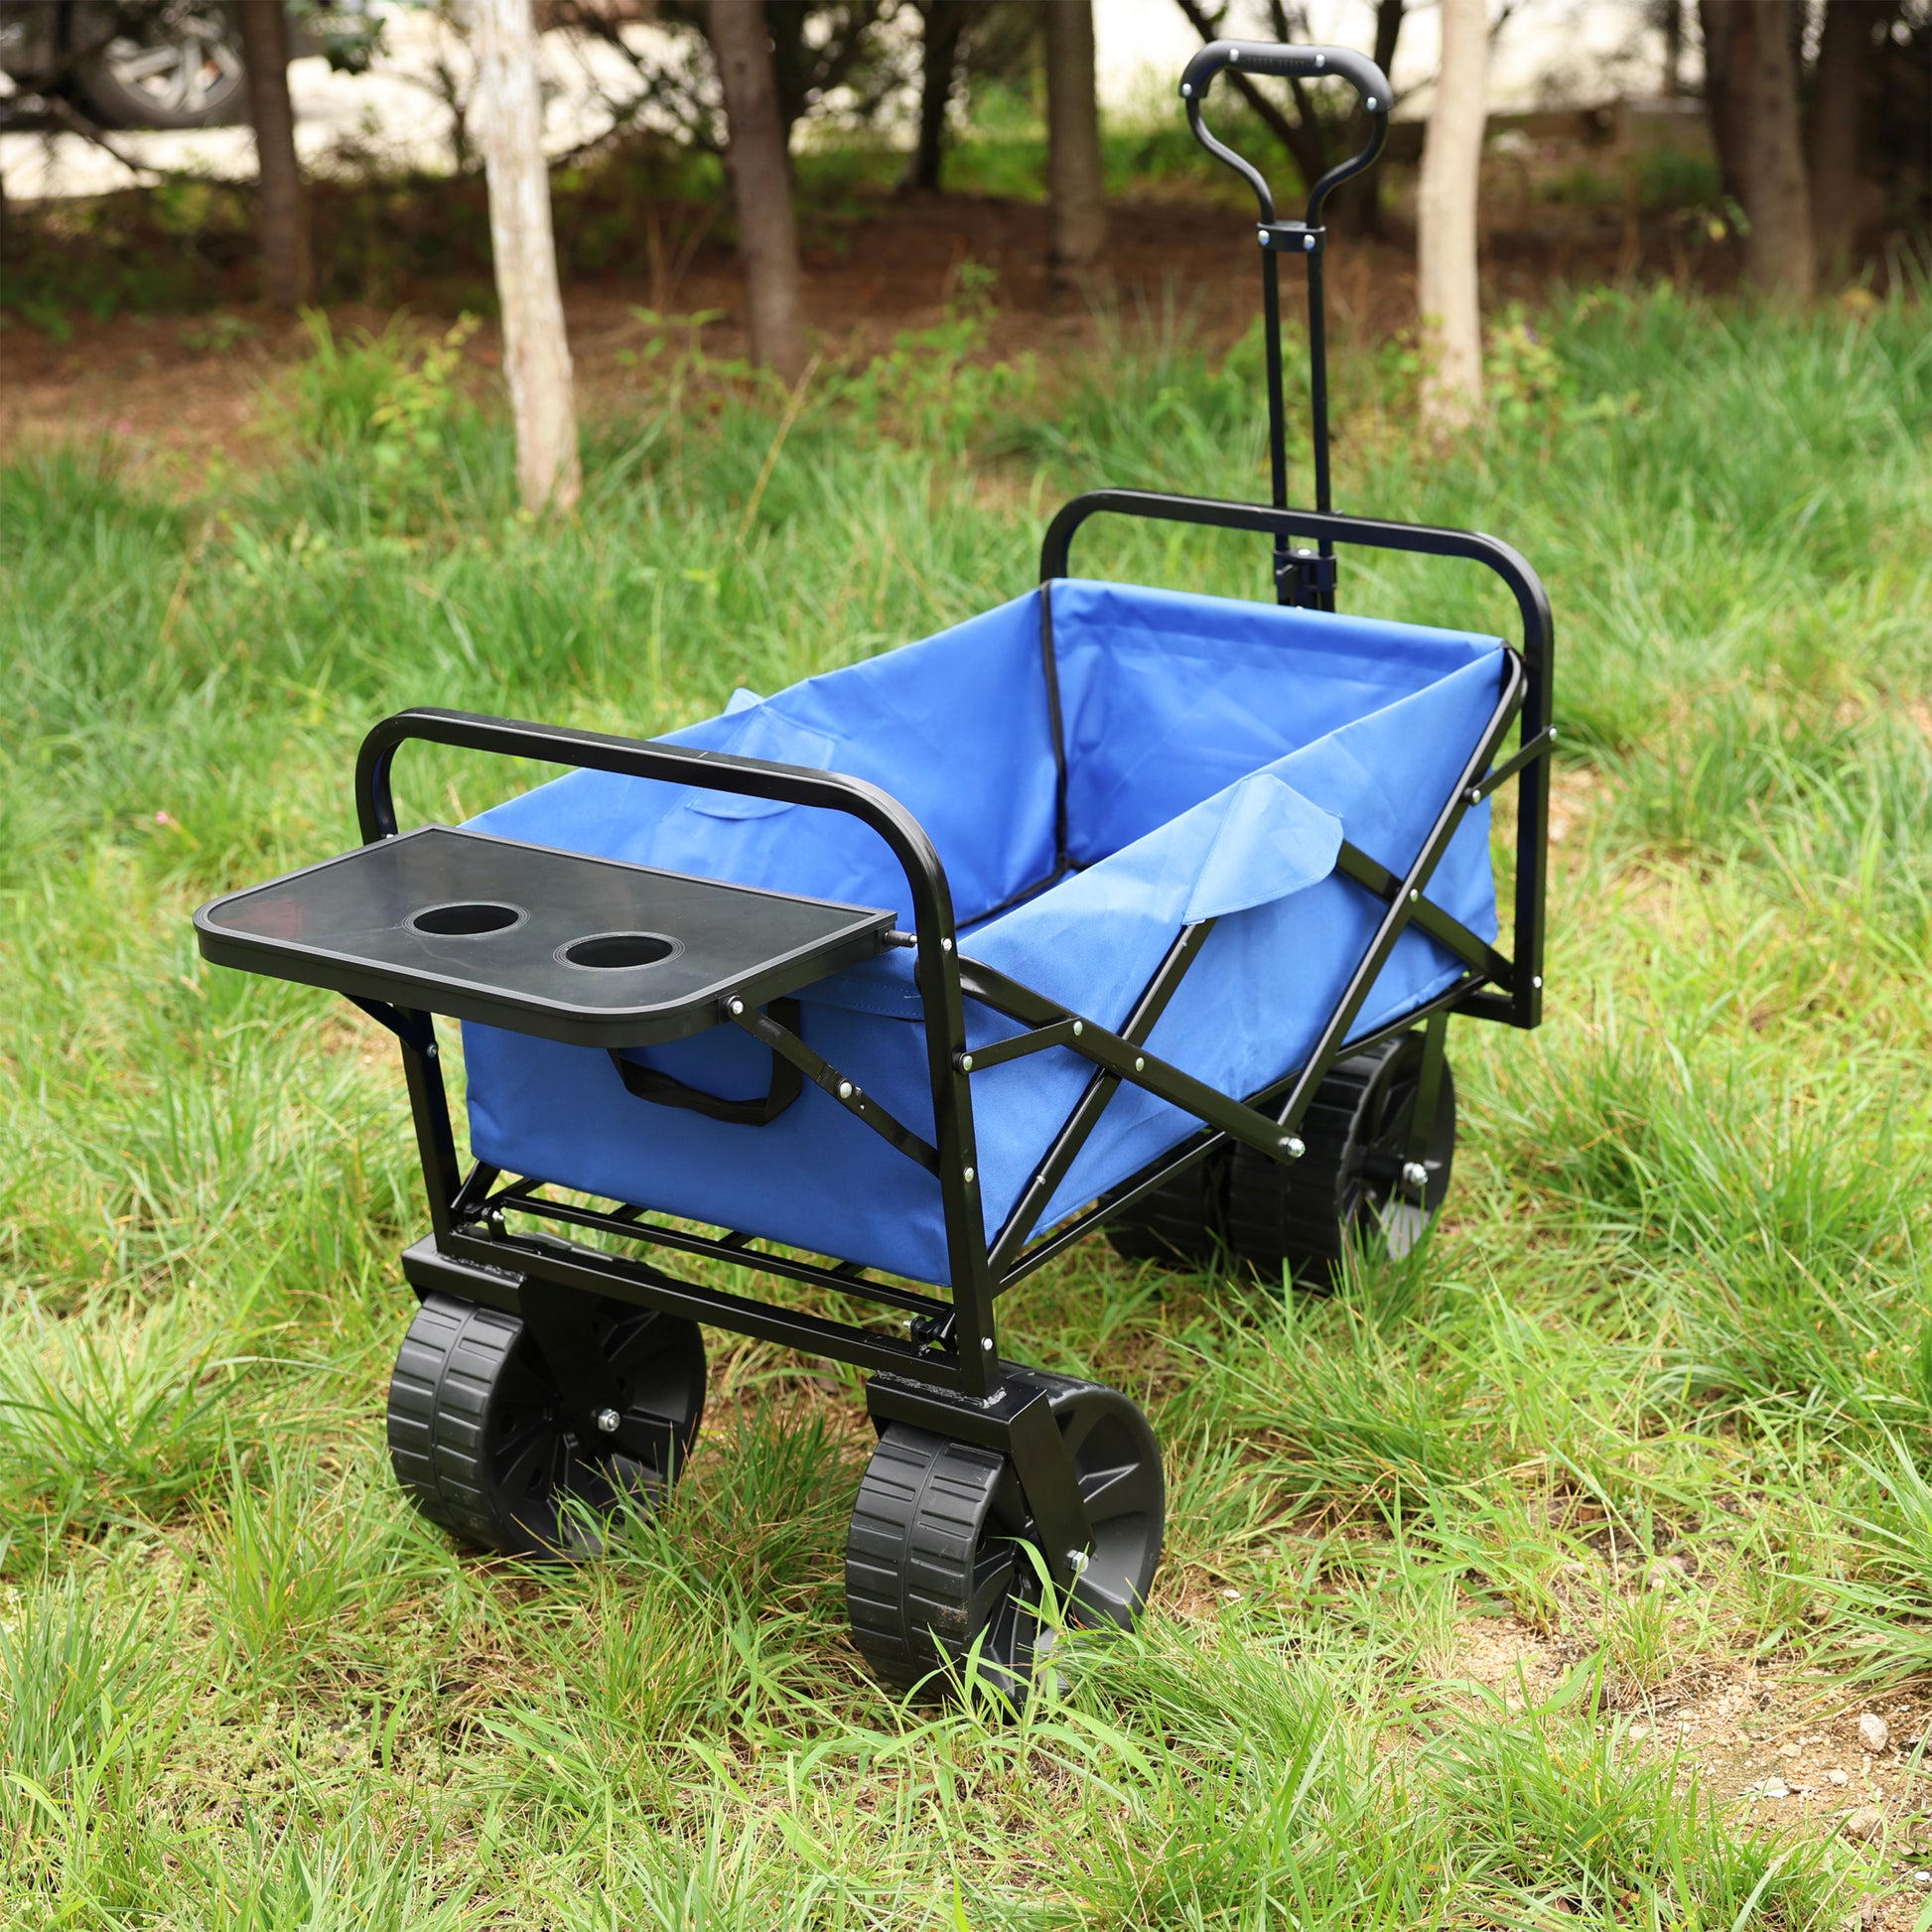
top-left (3, 280), bottom-right (1930, 1924)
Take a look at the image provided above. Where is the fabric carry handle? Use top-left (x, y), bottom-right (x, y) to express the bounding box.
top-left (608, 999), bottom-right (804, 1126)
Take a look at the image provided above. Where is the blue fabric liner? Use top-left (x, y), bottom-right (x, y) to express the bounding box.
top-left (464, 580), bottom-right (1507, 1286)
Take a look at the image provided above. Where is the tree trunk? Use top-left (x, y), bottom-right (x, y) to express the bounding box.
top-left (1328, 0), bottom-right (1406, 234)
top-left (474, 0), bottom-right (581, 513)
top-left (905, 0), bottom-right (970, 195)
top-left (1723, 0), bottom-right (1815, 298)
top-left (1340, 0), bottom-right (1405, 235)
top-left (1417, 0), bottom-right (1488, 437)
top-left (1043, 0), bottom-right (1106, 283)
top-left (233, 0), bottom-right (312, 310)
top-left (1808, 0), bottom-right (1865, 278)
top-left (1697, 0), bottom-right (1744, 207)
top-left (1662, 0), bottom-right (1683, 96)
top-left (708, 0), bottom-right (809, 382)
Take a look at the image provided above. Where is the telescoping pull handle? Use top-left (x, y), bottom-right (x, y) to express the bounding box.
top-left (1179, 40), bottom-right (1392, 224)
top-left (1174, 39), bottom-right (1394, 612)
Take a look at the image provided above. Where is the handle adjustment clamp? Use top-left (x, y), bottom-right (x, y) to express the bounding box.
top-left (1258, 220), bottom-right (1324, 256)
top-left (1276, 547), bottom-right (1339, 604)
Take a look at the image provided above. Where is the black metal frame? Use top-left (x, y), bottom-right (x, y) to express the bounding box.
top-left (314, 37), bottom-right (1554, 1585)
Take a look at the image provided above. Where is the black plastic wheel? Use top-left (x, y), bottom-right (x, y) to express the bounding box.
top-left (1102, 1154), bottom-right (1226, 1268)
top-left (69, 1), bottom-right (247, 130)
top-left (1225, 1030), bottom-right (1456, 1288)
top-left (386, 1292), bottom-right (706, 1560)
top-left (844, 1372), bottom-right (1164, 1698)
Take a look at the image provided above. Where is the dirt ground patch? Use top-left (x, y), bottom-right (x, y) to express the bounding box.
top-left (1448, 1615), bottom-right (1932, 1920)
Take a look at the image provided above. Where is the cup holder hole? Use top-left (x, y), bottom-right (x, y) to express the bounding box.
top-left (412, 901), bottom-right (521, 936)
top-left (562, 932), bottom-right (676, 970)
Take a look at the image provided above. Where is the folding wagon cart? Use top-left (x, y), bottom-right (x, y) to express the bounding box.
top-left (196, 41), bottom-right (1555, 1697)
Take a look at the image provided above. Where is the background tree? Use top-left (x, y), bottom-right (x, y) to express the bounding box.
top-left (1417, 0), bottom-right (1488, 437)
top-left (903, 2), bottom-right (1038, 195)
top-left (708, 0), bottom-right (809, 382)
top-left (906, 0), bottom-right (971, 194)
top-left (233, 0), bottom-right (312, 309)
top-left (1699, 0), bottom-right (1814, 299)
top-left (474, 0), bottom-right (582, 512)
top-left (1655, 0), bottom-right (1685, 96)
top-left (903, 0), bottom-right (988, 194)
top-left (553, 0), bottom-right (898, 155)
top-left (1043, 0), bottom-right (1106, 283)
top-left (1351, 0), bottom-right (1407, 231)
top-left (1807, 0), bottom-right (1868, 278)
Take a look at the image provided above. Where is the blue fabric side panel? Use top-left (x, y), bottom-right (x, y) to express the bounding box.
top-left (964, 652), bottom-right (1504, 1032)
top-left (465, 999), bottom-right (950, 1283)
top-left (462, 646), bottom-right (1504, 1287)
top-left (962, 650), bottom-right (1506, 1241)
top-left (468, 589), bottom-right (1058, 927)
top-left (1048, 578), bottom-right (1502, 860)
top-left (460, 587), bottom-right (1507, 1288)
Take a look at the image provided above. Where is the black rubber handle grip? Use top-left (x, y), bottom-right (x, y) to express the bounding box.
top-left (1179, 40), bottom-right (1391, 113)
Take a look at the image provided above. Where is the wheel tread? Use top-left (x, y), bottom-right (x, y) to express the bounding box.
top-left (384, 1291), bottom-right (703, 1557)
top-left (1226, 1034), bottom-right (1455, 1284)
top-left (844, 1378), bottom-right (1164, 1701)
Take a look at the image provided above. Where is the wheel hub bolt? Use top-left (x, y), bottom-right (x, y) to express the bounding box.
top-left (594, 1407), bottom-right (621, 1435)
top-left (1401, 1161), bottom-right (1428, 1188)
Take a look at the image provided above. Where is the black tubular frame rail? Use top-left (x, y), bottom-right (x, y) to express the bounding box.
top-left (343, 38), bottom-right (1553, 1460)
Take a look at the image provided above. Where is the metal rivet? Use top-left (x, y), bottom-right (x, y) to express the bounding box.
top-left (1366, 95), bottom-right (1378, 109)
top-left (963, 1167), bottom-right (975, 1184)
top-left (1229, 46), bottom-right (1240, 61)
top-left (1409, 890), bottom-right (1419, 903)
top-left (1286, 1135), bottom-right (1306, 1159)
top-left (1134, 1055), bottom-right (1145, 1072)
top-left (1533, 975), bottom-right (1544, 989)
top-left (426, 1044), bottom-right (438, 1059)
top-left (1314, 53), bottom-right (1325, 67)
top-left (941, 937), bottom-right (954, 952)
top-left (1180, 81), bottom-right (1191, 96)
top-left (1466, 786), bottom-right (1482, 804)
top-left (594, 1407), bottom-right (621, 1435)
top-left (838, 1080), bottom-right (853, 1099)
top-left (1071, 1020), bottom-right (1083, 1036)
top-left (982, 1337), bottom-right (994, 1351)
top-left (1549, 726), bottom-right (1560, 741)
top-left (1304, 235), bottom-right (1315, 251)
top-left (1402, 1161), bottom-right (1428, 1188)
top-left (959, 1053), bottom-right (974, 1071)
top-left (1258, 228), bottom-right (1271, 247)
top-left (728, 997), bottom-right (745, 1016)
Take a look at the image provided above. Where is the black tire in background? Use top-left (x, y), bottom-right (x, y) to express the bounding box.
top-left (69, 1), bottom-right (248, 129)
top-left (1225, 1030), bottom-right (1456, 1288)
top-left (1102, 1152), bottom-right (1226, 1269)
